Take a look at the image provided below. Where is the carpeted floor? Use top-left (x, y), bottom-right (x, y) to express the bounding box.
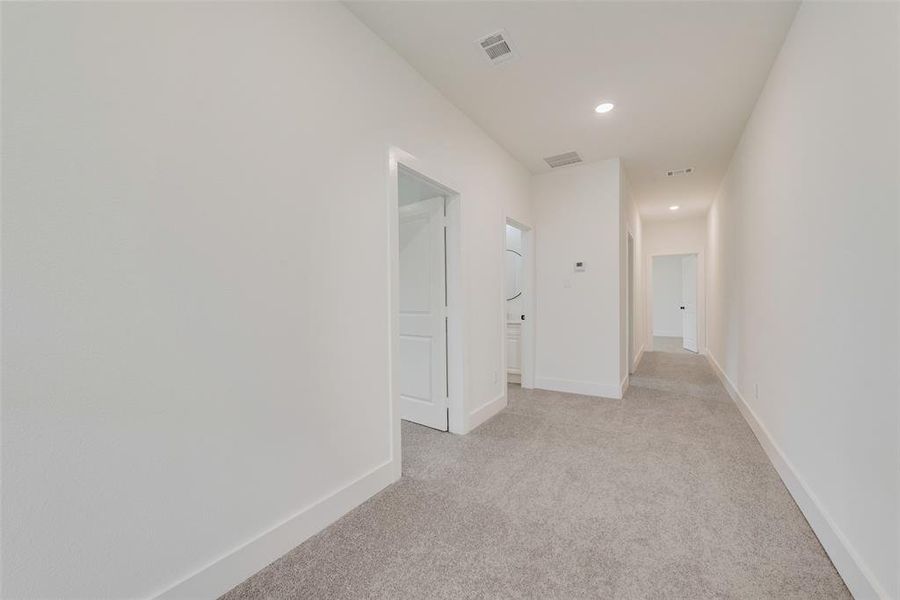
top-left (653, 335), bottom-right (694, 354)
top-left (222, 351), bottom-right (849, 599)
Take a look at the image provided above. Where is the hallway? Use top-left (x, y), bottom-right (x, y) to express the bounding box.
top-left (3, 3), bottom-right (897, 597)
top-left (222, 352), bottom-right (848, 599)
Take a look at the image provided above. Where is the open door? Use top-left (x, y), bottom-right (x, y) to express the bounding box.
top-left (681, 254), bottom-right (698, 353)
top-left (398, 196), bottom-right (448, 431)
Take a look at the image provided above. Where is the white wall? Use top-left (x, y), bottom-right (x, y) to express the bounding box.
top-left (1, 3), bottom-right (531, 598)
top-left (706, 3), bottom-right (899, 598)
top-left (643, 217), bottom-right (707, 351)
top-left (533, 159), bottom-right (623, 398)
top-left (652, 256), bottom-right (683, 337)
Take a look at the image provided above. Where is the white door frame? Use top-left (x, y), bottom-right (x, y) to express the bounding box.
top-left (646, 250), bottom-right (704, 353)
top-left (503, 217), bottom-right (534, 389)
top-left (626, 231), bottom-right (636, 373)
top-left (388, 148), bottom-right (465, 480)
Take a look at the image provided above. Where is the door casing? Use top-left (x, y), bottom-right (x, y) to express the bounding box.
top-left (388, 148), bottom-right (464, 480)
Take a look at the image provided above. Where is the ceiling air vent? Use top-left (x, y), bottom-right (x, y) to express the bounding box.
top-left (544, 151), bottom-right (583, 169)
top-left (477, 29), bottom-right (517, 65)
top-left (666, 167), bottom-right (694, 177)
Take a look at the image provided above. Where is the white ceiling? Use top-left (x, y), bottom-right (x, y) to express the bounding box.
top-left (347, 1), bottom-right (799, 220)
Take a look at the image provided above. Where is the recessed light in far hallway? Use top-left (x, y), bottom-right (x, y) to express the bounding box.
top-left (594, 102), bottom-right (615, 114)
top-left (669, 205), bottom-right (680, 211)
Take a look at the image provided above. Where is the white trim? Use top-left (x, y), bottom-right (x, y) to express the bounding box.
top-left (154, 461), bottom-right (395, 600)
top-left (468, 391), bottom-right (507, 431)
top-left (620, 374), bottom-right (629, 396)
top-left (444, 192), bottom-right (465, 435)
top-left (625, 230), bottom-right (636, 378)
top-left (705, 353), bottom-right (888, 600)
top-left (535, 377), bottom-right (622, 399)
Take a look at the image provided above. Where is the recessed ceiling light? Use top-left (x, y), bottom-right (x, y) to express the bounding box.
top-left (594, 102), bottom-right (615, 114)
top-left (669, 205), bottom-right (680, 211)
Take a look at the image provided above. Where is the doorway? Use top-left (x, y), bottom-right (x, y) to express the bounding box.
top-left (650, 253), bottom-right (698, 354)
top-left (627, 232), bottom-right (636, 372)
top-left (395, 166), bottom-right (460, 432)
top-left (504, 219), bottom-right (534, 388)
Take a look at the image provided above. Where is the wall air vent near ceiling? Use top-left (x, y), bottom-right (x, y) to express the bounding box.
top-left (666, 167), bottom-right (694, 177)
top-left (544, 152), bottom-right (583, 169)
top-left (477, 30), bottom-right (517, 65)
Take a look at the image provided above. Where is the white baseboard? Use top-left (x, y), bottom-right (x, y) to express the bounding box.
top-left (154, 461), bottom-right (396, 600)
top-left (652, 330), bottom-right (681, 338)
top-left (705, 353), bottom-right (888, 600)
top-left (620, 374), bottom-right (629, 395)
top-left (534, 377), bottom-right (622, 399)
top-left (468, 391), bottom-right (507, 432)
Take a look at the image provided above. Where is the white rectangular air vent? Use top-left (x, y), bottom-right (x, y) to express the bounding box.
top-left (477, 30), bottom-right (517, 65)
top-left (666, 167), bottom-right (694, 177)
top-left (544, 151), bottom-right (583, 169)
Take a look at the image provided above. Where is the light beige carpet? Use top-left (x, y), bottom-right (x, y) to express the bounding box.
top-left (653, 335), bottom-right (694, 354)
top-left (222, 351), bottom-right (849, 599)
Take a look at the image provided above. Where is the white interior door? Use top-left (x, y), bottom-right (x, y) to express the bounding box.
top-left (399, 197), bottom-right (448, 431)
top-left (681, 254), bottom-right (698, 353)
top-left (506, 323), bottom-right (521, 382)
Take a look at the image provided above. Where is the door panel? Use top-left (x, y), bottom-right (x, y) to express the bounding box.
top-left (399, 336), bottom-right (432, 401)
top-left (681, 255), bottom-right (698, 353)
top-left (398, 197), bottom-right (447, 430)
top-left (506, 323), bottom-right (521, 383)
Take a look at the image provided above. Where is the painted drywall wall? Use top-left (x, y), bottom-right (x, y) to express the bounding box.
top-left (1, 3), bottom-right (532, 598)
top-left (643, 217), bottom-right (706, 352)
top-left (644, 217), bottom-right (706, 254)
top-left (705, 3), bottom-right (899, 598)
top-left (533, 159), bottom-right (623, 398)
top-left (652, 256), bottom-right (683, 337)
